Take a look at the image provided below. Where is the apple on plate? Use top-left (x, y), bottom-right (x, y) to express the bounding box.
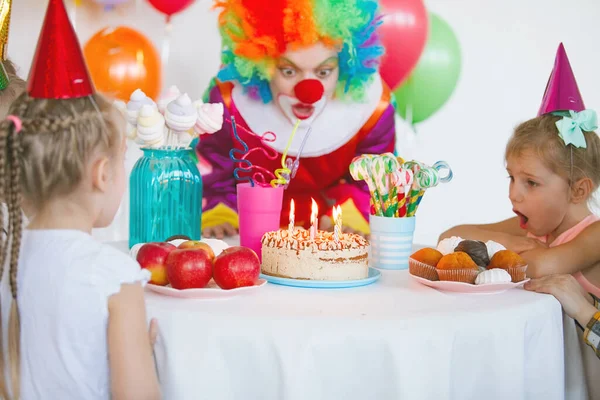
top-left (136, 242), bottom-right (176, 286)
top-left (166, 249), bottom-right (213, 290)
top-left (177, 240), bottom-right (215, 261)
top-left (213, 246), bottom-right (260, 290)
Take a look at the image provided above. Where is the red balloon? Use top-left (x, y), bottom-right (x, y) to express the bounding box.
top-left (378, 0), bottom-right (429, 90)
top-left (147, 0), bottom-right (194, 18)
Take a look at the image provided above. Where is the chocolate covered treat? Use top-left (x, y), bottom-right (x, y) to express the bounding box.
top-left (454, 240), bottom-right (490, 268)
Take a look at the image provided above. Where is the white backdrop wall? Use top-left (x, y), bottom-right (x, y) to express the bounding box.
top-left (10, 0), bottom-right (600, 245)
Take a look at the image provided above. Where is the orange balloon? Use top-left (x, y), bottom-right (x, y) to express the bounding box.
top-left (84, 26), bottom-right (161, 101)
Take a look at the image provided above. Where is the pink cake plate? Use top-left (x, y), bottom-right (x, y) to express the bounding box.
top-left (410, 273), bottom-right (530, 294)
top-left (146, 278), bottom-right (267, 299)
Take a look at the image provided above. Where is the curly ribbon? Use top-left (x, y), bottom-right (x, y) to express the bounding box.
top-left (271, 120), bottom-right (301, 188)
top-left (229, 116), bottom-right (254, 187)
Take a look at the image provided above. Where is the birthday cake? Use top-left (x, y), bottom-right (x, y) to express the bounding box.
top-left (261, 229), bottom-right (369, 281)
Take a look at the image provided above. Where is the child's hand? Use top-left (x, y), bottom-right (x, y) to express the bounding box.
top-left (503, 234), bottom-right (547, 254)
top-left (202, 223), bottom-right (237, 239)
top-left (524, 275), bottom-right (596, 326)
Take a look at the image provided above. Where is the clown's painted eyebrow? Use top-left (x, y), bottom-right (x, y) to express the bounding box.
top-left (278, 58), bottom-right (299, 68)
top-left (317, 57), bottom-right (339, 67)
top-left (278, 56), bottom-right (339, 69)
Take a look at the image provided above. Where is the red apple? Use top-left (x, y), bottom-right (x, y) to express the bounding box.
top-left (166, 249), bottom-right (213, 289)
top-left (177, 240), bottom-right (215, 261)
top-left (136, 242), bottom-right (176, 286)
top-left (213, 246), bottom-right (260, 290)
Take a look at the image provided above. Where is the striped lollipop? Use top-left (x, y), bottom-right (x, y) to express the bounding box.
top-left (350, 155), bottom-right (384, 216)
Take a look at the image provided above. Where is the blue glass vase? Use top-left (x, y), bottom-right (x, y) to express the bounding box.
top-left (129, 147), bottom-right (202, 248)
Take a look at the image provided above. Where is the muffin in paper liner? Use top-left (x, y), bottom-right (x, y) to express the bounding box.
top-left (437, 268), bottom-right (479, 284)
top-left (409, 257), bottom-right (439, 281)
top-left (489, 265), bottom-right (528, 283)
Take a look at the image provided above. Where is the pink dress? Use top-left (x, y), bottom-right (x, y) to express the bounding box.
top-left (529, 214), bottom-right (600, 297)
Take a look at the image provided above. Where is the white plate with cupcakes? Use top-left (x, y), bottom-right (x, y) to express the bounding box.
top-left (131, 236), bottom-right (266, 299)
top-left (409, 237), bottom-right (529, 294)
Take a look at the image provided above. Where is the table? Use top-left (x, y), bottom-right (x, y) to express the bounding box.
top-left (115, 239), bottom-right (589, 400)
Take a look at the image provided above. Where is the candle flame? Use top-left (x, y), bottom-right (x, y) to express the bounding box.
top-left (333, 205), bottom-right (341, 221)
top-left (310, 198), bottom-right (318, 223)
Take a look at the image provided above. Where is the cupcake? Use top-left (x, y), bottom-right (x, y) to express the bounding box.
top-left (454, 240), bottom-right (490, 268)
top-left (488, 250), bottom-right (527, 282)
top-left (409, 248), bottom-right (442, 281)
top-left (436, 252), bottom-right (479, 284)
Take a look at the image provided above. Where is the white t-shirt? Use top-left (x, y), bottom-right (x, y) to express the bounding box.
top-left (17, 229), bottom-right (150, 399)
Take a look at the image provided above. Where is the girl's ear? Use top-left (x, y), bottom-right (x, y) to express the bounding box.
top-left (571, 177), bottom-right (593, 204)
top-left (91, 156), bottom-right (110, 193)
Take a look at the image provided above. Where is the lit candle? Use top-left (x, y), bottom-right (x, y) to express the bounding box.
top-left (310, 198), bottom-right (318, 241)
top-left (333, 205), bottom-right (342, 243)
top-left (289, 199), bottom-right (295, 235)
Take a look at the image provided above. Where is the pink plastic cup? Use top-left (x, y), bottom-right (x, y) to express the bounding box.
top-left (237, 183), bottom-right (284, 260)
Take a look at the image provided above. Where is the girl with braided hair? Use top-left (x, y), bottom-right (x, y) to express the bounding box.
top-left (0, 1), bottom-right (161, 399)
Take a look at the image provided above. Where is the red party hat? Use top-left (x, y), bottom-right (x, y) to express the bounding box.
top-left (538, 43), bottom-right (585, 116)
top-left (27, 0), bottom-right (94, 99)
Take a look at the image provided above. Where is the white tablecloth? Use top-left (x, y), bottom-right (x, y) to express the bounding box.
top-left (113, 240), bottom-right (588, 400)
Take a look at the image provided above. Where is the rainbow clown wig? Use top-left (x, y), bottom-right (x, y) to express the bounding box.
top-left (214, 0), bottom-right (385, 103)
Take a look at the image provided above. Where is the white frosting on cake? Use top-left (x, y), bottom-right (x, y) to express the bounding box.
top-left (261, 229), bottom-right (369, 281)
top-left (485, 240), bottom-right (506, 259)
top-left (475, 269), bottom-right (511, 285)
top-left (437, 236), bottom-right (463, 255)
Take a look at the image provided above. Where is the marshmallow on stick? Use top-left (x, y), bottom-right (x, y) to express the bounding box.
top-left (126, 89), bottom-right (155, 142)
top-left (158, 85), bottom-right (181, 115)
top-left (165, 93), bottom-right (197, 146)
top-left (194, 100), bottom-right (224, 135)
top-left (137, 104), bottom-right (166, 147)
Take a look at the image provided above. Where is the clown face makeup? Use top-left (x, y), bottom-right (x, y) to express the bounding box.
top-left (269, 43), bottom-right (339, 124)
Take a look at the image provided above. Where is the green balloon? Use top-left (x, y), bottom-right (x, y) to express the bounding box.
top-left (392, 12), bottom-right (461, 124)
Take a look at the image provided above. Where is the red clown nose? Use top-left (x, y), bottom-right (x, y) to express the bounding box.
top-left (294, 79), bottom-right (324, 104)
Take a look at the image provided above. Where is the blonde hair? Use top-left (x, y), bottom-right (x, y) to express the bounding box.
top-left (0, 60), bottom-right (26, 120)
top-left (505, 113), bottom-right (600, 191)
top-left (0, 92), bottom-right (123, 398)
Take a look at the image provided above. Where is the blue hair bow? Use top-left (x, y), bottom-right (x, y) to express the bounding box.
top-left (555, 109), bottom-right (598, 149)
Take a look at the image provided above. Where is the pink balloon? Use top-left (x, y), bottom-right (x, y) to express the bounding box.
top-left (147, 0), bottom-right (194, 18)
top-left (378, 0), bottom-right (429, 90)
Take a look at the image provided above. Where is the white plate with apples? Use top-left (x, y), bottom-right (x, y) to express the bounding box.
top-left (133, 238), bottom-right (265, 299)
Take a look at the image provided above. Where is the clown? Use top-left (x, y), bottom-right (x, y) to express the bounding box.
top-left (198, 0), bottom-right (396, 238)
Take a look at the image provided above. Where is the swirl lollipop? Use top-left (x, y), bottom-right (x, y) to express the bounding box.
top-left (350, 155), bottom-right (383, 216)
top-left (390, 168), bottom-right (413, 217)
